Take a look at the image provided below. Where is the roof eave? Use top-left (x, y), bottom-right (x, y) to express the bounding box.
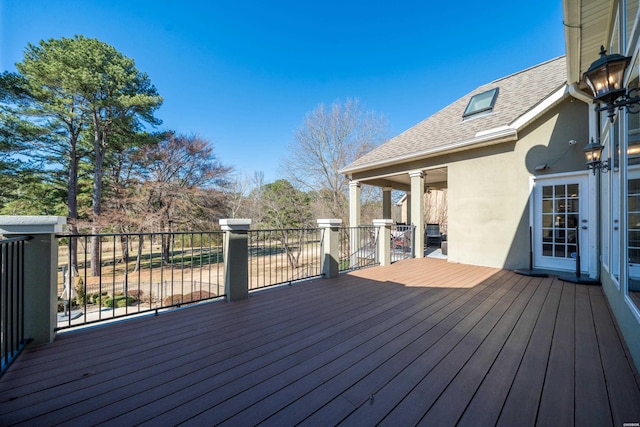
top-left (340, 127), bottom-right (518, 176)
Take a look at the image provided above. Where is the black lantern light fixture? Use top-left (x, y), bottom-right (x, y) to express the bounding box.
top-left (583, 137), bottom-right (610, 174)
top-left (583, 46), bottom-right (640, 122)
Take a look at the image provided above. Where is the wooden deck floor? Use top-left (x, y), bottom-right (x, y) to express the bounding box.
top-left (1, 258), bottom-right (640, 426)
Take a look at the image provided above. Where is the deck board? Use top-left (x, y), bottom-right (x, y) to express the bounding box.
top-left (496, 278), bottom-right (563, 426)
top-left (455, 275), bottom-right (552, 426)
top-left (590, 287), bottom-right (640, 426)
top-left (258, 285), bottom-right (483, 426)
top-left (0, 258), bottom-right (639, 426)
top-left (127, 287), bottom-right (442, 426)
top-left (242, 276), bottom-right (506, 426)
top-left (573, 285), bottom-right (611, 426)
top-left (536, 281), bottom-right (575, 426)
top-left (378, 271), bottom-right (530, 426)
top-left (337, 270), bottom-right (523, 425)
top-left (15, 278), bottom-right (415, 424)
top-left (416, 275), bottom-right (540, 426)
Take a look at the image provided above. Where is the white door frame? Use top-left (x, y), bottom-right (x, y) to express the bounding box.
top-left (531, 171), bottom-right (594, 274)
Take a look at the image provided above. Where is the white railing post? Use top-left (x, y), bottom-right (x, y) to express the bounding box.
top-left (0, 216), bottom-right (66, 344)
top-left (374, 219), bottom-right (393, 266)
top-left (349, 181), bottom-right (362, 268)
top-left (219, 219), bottom-right (251, 301)
top-left (317, 219), bottom-right (342, 279)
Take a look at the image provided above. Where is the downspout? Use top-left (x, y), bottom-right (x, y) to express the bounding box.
top-left (590, 107), bottom-right (603, 282)
top-left (568, 83), bottom-right (597, 139)
top-left (569, 82), bottom-right (602, 281)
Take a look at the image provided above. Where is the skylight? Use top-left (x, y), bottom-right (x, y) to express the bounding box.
top-left (463, 88), bottom-right (499, 118)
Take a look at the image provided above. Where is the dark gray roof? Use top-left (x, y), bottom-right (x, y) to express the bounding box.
top-left (343, 56), bottom-right (567, 173)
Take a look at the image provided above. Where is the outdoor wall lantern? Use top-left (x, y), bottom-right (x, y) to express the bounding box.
top-left (583, 46), bottom-right (640, 122)
top-left (584, 138), bottom-right (610, 174)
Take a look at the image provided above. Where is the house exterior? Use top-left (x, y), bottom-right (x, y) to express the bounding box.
top-left (343, 0), bottom-right (640, 372)
top-left (342, 56), bottom-right (592, 273)
top-left (563, 0), bottom-right (640, 371)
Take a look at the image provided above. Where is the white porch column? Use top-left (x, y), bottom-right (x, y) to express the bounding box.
top-left (348, 181), bottom-right (362, 268)
top-left (0, 216), bottom-right (66, 344)
top-left (317, 219), bottom-right (342, 278)
top-left (382, 187), bottom-right (393, 220)
top-left (373, 219), bottom-right (393, 266)
top-left (409, 171), bottom-right (425, 258)
top-left (349, 181), bottom-right (361, 227)
top-left (219, 218), bottom-right (251, 301)
top-left (405, 191), bottom-right (412, 224)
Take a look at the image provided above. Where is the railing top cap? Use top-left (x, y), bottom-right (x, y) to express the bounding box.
top-left (317, 219), bottom-right (342, 227)
top-left (0, 215), bottom-right (66, 234)
top-left (219, 218), bottom-right (251, 231)
top-left (373, 219), bottom-right (395, 226)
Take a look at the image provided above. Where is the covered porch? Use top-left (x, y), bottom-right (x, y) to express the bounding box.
top-left (348, 166), bottom-right (448, 259)
top-left (1, 258), bottom-right (639, 425)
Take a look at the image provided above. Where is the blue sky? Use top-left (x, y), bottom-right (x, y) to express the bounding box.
top-left (1, 0), bottom-right (565, 182)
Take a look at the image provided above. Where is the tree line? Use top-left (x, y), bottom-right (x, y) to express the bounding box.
top-left (0, 35), bottom-right (388, 273)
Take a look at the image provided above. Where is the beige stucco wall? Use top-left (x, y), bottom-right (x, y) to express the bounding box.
top-left (445, 98), bottom-right (589, 268)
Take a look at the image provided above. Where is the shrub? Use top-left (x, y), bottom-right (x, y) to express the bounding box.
top-left (183, 291), bottom-right (216, 302)
top-left (87, 292), bottom-right (101, 304)
top-left (115, 296), bottom-right (134, 308)
top-left (57, 297), bottom-right (78, 312)
top-left (75, 277), bottom-right (86, 304)
top-left (163, 295), bottom-right (183, 307)
top-left (99, 294), bottom-right (135, 308)
top-left (127, 289), bottom-right (144, 302)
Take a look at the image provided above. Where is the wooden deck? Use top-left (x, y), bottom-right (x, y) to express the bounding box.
top-left (1, 258), bottom-right (640, 426)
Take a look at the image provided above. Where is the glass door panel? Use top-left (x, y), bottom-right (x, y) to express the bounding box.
top-left (534, 175), bottom-right (588, 273)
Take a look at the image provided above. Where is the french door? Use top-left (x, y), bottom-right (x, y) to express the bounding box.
top-left (533, 174), bottom-right (590, 272)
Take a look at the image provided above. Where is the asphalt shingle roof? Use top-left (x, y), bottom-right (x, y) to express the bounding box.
top-left (343, 56), bottom-right (567, 173)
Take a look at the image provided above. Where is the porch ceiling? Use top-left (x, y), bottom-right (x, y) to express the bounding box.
top-left (357, 167), bottom-right (448, 192)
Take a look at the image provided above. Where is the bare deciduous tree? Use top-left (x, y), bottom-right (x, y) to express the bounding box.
top-left (283, 98), bottom-right (388, 221)
top-left (99, 133), bottom-right (231, 266)
top-left (140, 133), bottom-right (231, 262)
top-left (225, 174), bottom-right (249, 219)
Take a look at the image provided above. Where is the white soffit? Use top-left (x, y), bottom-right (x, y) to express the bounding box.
top-left (564, 0), bottom-right (615, 85)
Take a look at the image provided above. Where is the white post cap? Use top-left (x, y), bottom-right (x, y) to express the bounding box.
top-left (317, 219), bottom-right (342, 227)
top-left (0, 216), bottom-right (67, 234)
top-left (219, 218), bottom-right (251, 231)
